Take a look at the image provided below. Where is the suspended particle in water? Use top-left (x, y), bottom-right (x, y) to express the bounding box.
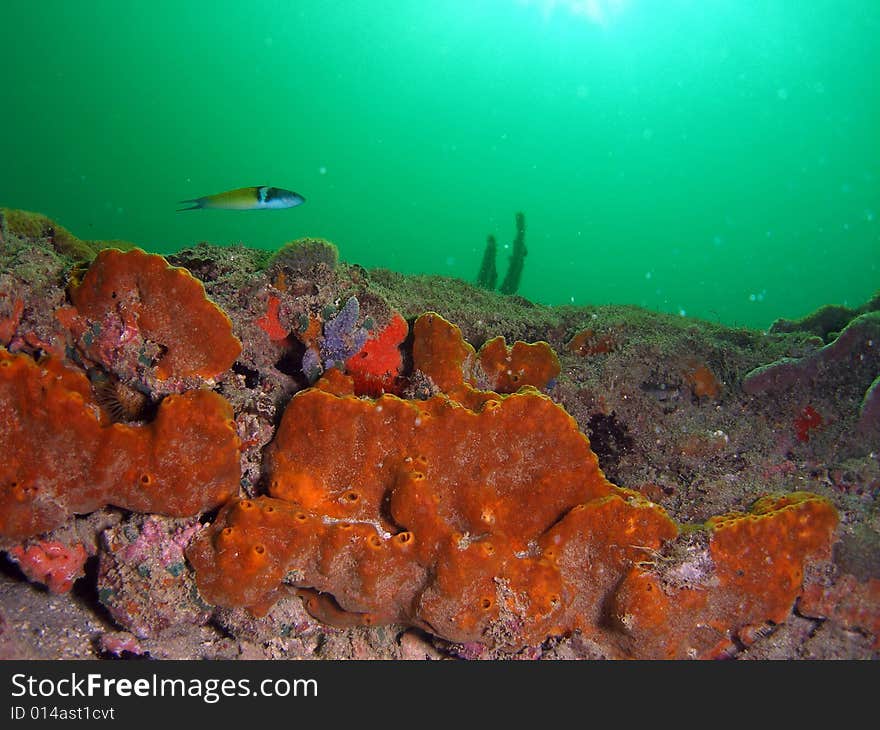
top-left (319, 166), bottom-right (327, 175)
top-left (777, 88), bottom-right (789, 101)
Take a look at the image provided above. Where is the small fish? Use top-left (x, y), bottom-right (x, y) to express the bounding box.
top-left (177, 186), bottom-right (305, 211)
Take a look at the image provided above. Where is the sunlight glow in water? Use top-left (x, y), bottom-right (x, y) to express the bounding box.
top-left (518, 0), bottom-right (630, 26)
top-left (1, 1), bottom-right (877, 329)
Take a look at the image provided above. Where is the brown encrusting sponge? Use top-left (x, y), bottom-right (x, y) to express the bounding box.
top-left (187, 314), bottom-right (839, 657)
top-left (0, 349), bottom-right (241, 541)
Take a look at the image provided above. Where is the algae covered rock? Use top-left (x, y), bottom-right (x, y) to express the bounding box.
top-left (1, 207), bottom-right (137, 262)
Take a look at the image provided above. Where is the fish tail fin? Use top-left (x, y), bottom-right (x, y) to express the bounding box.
top-left (176, 198), bottom-right (203, 212)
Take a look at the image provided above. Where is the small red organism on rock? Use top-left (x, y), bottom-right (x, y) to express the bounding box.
top-left (97, 631), bottom-right (145, 657)
top-left (566, 328), bottom-right (615, 357)
top-left (8, 540), bottom-right (88, 593)
top-left (0, 298), bottom-right (24, 346)
top-left (256, 295), bottom-right (289, 342)
top-left (684, 360), bottom-right (721, 400)
top-left (794, 405), bottom-right (823, 442)
top-left (345, 313), bottom-right (408, 397)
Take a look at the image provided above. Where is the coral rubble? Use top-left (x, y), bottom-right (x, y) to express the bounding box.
top-left (97, 515), bottom-right (211, 638)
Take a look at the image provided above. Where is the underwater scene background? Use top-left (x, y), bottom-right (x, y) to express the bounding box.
top-left (1, 0), bottom-right (877, 329)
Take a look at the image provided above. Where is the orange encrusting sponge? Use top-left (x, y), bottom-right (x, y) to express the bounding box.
top-left (67, 248), bottom-right (241, 380)
top-left (187, 312), bottom-right (839, 656)
top-left (0, 349), bottom-right (241, 540)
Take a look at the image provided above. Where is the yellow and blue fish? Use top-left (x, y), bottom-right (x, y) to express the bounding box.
top-left (177, 186), bottom-right (305, 211)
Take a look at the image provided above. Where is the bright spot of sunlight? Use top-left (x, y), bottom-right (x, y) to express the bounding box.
top-left (517, 0), bottom-right (630, 27)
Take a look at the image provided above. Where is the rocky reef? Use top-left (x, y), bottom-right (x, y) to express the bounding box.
top-left (0, 207), bottom-right (877, 660)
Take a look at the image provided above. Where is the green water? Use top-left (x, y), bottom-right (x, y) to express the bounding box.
top-left (2, 1), bottom-right (878, 329)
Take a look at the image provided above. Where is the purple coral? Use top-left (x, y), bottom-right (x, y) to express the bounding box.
top-left (319, 296), bottom-right (368, 369)
top-left (302, 346), bottom-right (322, 383)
